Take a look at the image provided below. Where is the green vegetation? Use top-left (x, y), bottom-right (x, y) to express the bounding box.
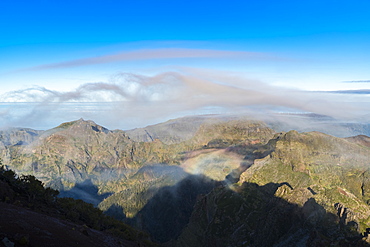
top-left (0, 164), bottom-right (154, 246)
top-left (55, 120), bottom-right (78, 129)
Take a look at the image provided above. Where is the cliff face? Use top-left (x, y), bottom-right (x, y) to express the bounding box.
top-left (2, 117), bottom-right (370, 245)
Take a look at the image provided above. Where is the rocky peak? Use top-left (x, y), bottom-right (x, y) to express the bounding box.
top-left (55, 119), bottom-right (110, 135)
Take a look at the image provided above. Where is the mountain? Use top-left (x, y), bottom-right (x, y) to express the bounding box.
top-left (126, 113), bottom-right (370, 143)
top-left (0, 118), bottom-right (273, 214)
top-left (174, 130), bottom-right (370, 246)
top-left (125, 114), bottom-right (265, 144)
top-left (125, 115), bottom-right (215, 144)
top-left (0, 166), bottom-right (153, 247)
top-left (0, 127), bottom-right (43, 146)
top-left (2, 116), bottom-right (370, 245)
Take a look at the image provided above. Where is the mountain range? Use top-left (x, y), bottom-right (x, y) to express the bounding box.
top-left (1, 115), bottom-right (370, 246)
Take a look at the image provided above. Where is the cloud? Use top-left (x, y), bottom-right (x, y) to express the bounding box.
top-left (1, 69), bottom-right (368, 129)
top-left (21, 48), bottom-right (269, 71)
top-left (342, 80), bottom-right (370, 83)
top-left (321, 89), bottom-right (370, 95)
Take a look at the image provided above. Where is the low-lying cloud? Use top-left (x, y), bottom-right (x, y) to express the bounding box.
top-left (1, 69), bottom-right (368, 130)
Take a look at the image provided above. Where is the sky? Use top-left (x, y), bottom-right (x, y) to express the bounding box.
top-left (0, 0), bottom-right (370, 129)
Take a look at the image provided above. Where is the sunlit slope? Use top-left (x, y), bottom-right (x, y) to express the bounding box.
top-left (174, 130), bottom-right (370, 246)
top-left (241, 130), bottom-right (370, 204)
top-left (0, 117), bottom-right (273, 191)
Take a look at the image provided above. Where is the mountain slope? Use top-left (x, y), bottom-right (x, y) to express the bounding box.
top-left (0, 202), bottom-right (139, 247)
top-left (0, 166), bottom-right (154, 247)
top-left (0, 118), bottom-right (274, 208)
top-left (173, 130), bottom-right (370, 246)
top-left (125, 114), bottom-right (273, 144)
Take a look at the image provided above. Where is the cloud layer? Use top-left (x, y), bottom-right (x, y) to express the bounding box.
top-left (324, 89), bottom-right (370, 95)
top-left (342, 80), bottom-right (370, 83)
top-left (22, 48), bottom-right (268, 71)
top-left (1, 69), bottom-right (368, 129)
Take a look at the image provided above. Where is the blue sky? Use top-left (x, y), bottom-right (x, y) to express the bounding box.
top-left (0, 0), bottom-right (370, 128)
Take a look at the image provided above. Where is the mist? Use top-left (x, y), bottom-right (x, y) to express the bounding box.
top-left (1, 68), bottom-right (369, 131)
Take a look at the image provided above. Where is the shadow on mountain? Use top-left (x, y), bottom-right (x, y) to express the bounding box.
top-left (59, 179), bottom-right (112, 206)
top-left (105, 203), bottom-right (127, 221)
top-left (132, 164), bottom-right (188, 181)
top-left (130, 174), bottom-right (219, 243)
top-left (128, 164), bottom-right (370, 246)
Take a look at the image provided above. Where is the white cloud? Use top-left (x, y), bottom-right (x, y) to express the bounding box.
top-left (0, 68), bottom-right (368, 129)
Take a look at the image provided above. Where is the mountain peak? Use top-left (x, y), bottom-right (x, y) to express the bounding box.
top-left (56, 119), bottom-right (110, 134)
